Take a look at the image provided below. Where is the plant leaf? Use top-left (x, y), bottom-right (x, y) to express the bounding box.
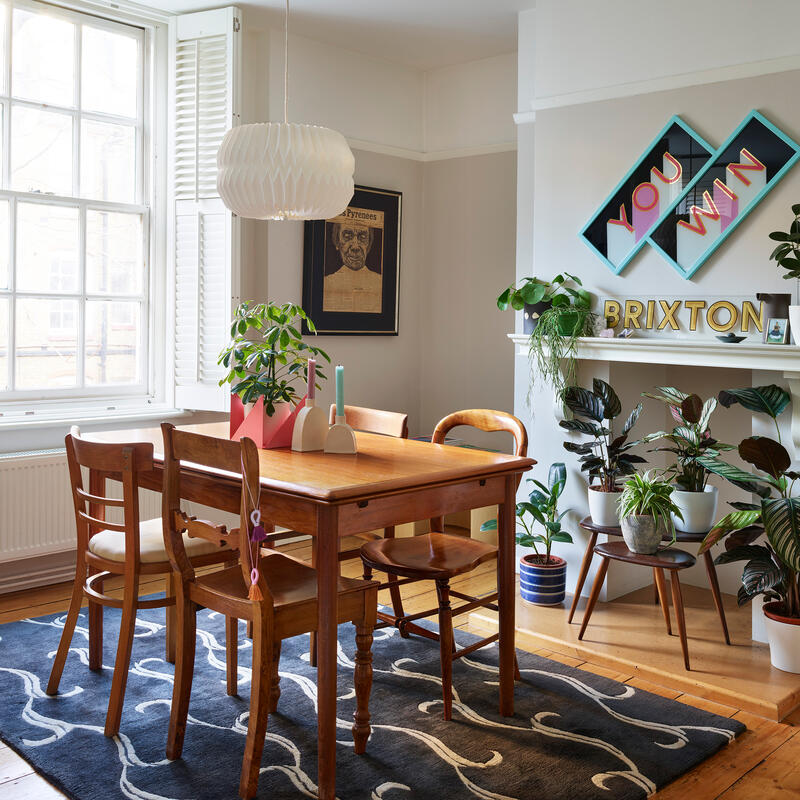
top-left (558, 419), bottom-right (602, 436)
top-left (725, 525), bottom-right (764, 549)
top-left (592, 378), bottom-right (621, 419)
top-left (562, 386), bottom-right (605, 422)
top-left (738, 436), bottom-right (791, 479)
top-left (622, 402), bottom-right (643, 435)
top-left (718, 385), bottom-right (791, 419)
top-left (548, 462), bottom-right (566, 493)
top-left (698, 509), bottom-right (762, 553)
top-left (680, 394), bottom-right (703, 424)
top-left (763, 497), bottom-right (800, 572)
top-left (696, 455), bottom-right (772, 498)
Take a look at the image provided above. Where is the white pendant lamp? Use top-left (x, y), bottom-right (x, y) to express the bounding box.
top-left (217, 0), bottom-right (355, 220)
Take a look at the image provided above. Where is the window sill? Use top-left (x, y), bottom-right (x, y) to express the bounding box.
top-left (0, 404), bottom-right (191, 433)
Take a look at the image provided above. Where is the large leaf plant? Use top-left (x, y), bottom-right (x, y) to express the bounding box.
top-left (559, 379), bottom-right (646, 491)
top-left (696, 385), bottom-right (800, 616)
top-left (218, 301), bottom-right (330, 415)
top-left (640, 387), bottom-right (733, 492)
top-left (480, 462), bottom-right (573, 563)
top-left (768, 203), bottom-right (800, 280)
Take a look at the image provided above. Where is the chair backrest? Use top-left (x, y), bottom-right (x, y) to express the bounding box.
top-left (160, 423), bottom-right (271, 604)
top-left (329, 404), bottom-right (409, 439)
top-left (65, 425), bottom-right (154, 561)
top-left (429, 409), bottom-right (529, 531)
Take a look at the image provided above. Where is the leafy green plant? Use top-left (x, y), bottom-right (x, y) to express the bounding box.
top-left (218, 301), bottom-right (330, 415)
top-left (559, 379), bottom-right (645, 491)
top-left (496, 272), bottom-right (589, 312)
top-left (696, 385), bottom-right (800, 616)
top-left (641, 387), bottom-right (733, 492)
top-left (768, 203), bottom-right (800, 280)
top-left (480, 462), bottom-right (573, 563)
top-left (618, 471), bottom-right (683, 542)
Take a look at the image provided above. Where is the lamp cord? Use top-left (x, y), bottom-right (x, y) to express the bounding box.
top-left (284, 0), bottom-right (289, 124)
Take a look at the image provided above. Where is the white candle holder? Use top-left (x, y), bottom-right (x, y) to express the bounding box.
top-left (324, 414), bottom-right (357, 453)
top-left (291, 398), bottom-right (328, 452)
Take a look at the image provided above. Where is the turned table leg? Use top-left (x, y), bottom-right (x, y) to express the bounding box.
top-left (568, 531), bottom-right (598, 624)
top-left (578, 556), bottom-right (610, 641)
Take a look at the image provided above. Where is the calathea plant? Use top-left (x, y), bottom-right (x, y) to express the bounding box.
top-left (697, 385), bottom-right (800, 615)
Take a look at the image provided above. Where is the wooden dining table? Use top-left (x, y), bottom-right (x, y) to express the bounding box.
top-left (92, 420), bottom-right (534, 799)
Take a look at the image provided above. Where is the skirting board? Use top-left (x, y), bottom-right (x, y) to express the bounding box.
top-left (0, 550), bottom-right (77, 596)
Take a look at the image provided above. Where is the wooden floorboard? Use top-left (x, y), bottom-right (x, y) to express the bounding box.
top-left (1, 546), bottom-right (798, 799)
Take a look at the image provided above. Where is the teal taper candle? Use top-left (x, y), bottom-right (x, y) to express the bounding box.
top-left (335, 365), bottom-right (344, 417)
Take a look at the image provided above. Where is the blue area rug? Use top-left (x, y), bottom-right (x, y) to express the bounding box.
top-left (0, 603), bottom-right (743, 799)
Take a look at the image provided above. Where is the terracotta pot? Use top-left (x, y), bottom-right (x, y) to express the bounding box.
top-left (620, 515), bottom-right (665, 555)
top-left (519, 554), bottom-right (567, 606)
top-left (587, 486), bottom-right (620, 527)
top-left (763, 601), bottom-right (800, 673)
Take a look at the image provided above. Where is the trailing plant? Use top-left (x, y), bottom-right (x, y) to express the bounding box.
top-left (696, 385), bottom-right (800, 616)
top-left (559, 378), bottom-right (645, 492)
top-left (218, 301), bottom-right (330, 415)
top-left (618, 471), bottom-right (683, 543)
top-left (768, 203), bottom-right (800, 280)
top-left (480, 462), bottom-right (573, 563)
top-left (641, 387), bottom-right (733, 492)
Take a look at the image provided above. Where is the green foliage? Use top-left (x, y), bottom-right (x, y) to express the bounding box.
top-left (768, 203), bottom-right (800, 280)
top-left (217, 301), bottom-right (330, 415)
top-left (718, 385), bottom-right (791, 442)
top-left (479, 462), bottom-right (573, 562)
top-left (496, 272), bottom-right (591, 312)
top-left (618, 471), bottom-right (682, 544)
top-left (560, 379), bottom-right (645, 491)
top-left (641, 388), bottom-right (731, 492)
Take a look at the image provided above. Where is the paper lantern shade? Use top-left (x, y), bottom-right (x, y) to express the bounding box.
top-left (217, 122), bottom-right (355, 221)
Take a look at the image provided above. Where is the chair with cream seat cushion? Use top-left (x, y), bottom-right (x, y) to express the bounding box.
top-left (46, 426), bottom-right (237, 738)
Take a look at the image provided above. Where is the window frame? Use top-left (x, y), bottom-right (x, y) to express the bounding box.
top-left (0, 0), bottom-right (169, 421)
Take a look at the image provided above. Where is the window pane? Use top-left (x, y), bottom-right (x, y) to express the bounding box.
top-left (81, 120), bottom-right (135, 202)
top-left (86, 211), bottom-right (142, 294)
top-left (15, 297), bottom-right (78, 389)
top-left (86, 300), bottom-right (139, 385)
top-left (12, 9), bottom-right (75, 106)
top-left (0, 201), bottom-right (9, 290)
top-left (82, 26), bottom-right (138, 118)
top-left (12, 106), bottom-right (73, 194)
top-left (16, 204), bottom-right (80, 293)
top-left (0, 298), bottom-right (7, 390)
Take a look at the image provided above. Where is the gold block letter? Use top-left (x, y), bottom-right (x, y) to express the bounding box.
top-left (707, 300), bottom-right (738, 332)
top-left (741, 301), bottom-right (763, 333)
top-left (604, 300), bottom-right (621, 328)
top-left (624, 300), bottom-right (644, 329)
top-left (685, 300), bottom-right (706, 331)
top-left (657, 300), bottom-right (681, 330)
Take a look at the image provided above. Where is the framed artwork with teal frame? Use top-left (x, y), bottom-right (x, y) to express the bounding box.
top-left (580, 116), bottom-right (714, 275)
top-left (647, 110), bottom-right (800, 279)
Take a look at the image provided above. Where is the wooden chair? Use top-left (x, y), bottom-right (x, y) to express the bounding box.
top-left (360, 409), bottom-right (529, 720)
top-left (161, 423), bottom-right (379, 800)
top-left (46, 427), bottom-right (236, 737)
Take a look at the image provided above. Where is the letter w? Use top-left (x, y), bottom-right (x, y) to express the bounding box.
top-left (677, 190), bottom-right (720, 236)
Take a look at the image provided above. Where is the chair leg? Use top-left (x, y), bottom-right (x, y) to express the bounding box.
top-left (383, 526), bottom-right (407, 621)
top-left (653, 568), bottom-right (672, 635)
top-left (269, 640), bottom-right (282, 713)
top-left (436, 579), bottom-right (455, 721)
top-left (47, 557), bottom-right (87, 695)
top-left (239, 612), bottom-right (272, 800)
top-left (167, 589), bottom-right (196, 760)
top-left (703, 550), bottom-right (731, 645)
top-left (352, 607), bottom-right (375, 754)
top-left (362, 561), bottom-right (373, 581)
top-left (165, 572), bottom-right (177, 665)
top-left (104, 575), bottom-right (139, 737)
top-left (578, 557), bottom-right (609, 641)
top-left (88, 566), bottom-right (104, 671)
top-left (670, 572), bottom-right (691, 671)
top-left (226, 616), bottom-right (239, 697)
top-left (568, 532), bottom-right (597, 623)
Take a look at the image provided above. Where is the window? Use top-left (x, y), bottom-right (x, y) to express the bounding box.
top-left (0, 0), bottom-right (147, 400)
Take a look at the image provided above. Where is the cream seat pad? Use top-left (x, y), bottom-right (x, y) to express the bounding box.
top-left (88, 518), bottom-right (229, 564)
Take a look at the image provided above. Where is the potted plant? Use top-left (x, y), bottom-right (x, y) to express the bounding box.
top-left (618, 471), bottom-right (682, 555)
top-left (641, 387), bottom-right (733, 533)
top-left (696, 385), bottom-right (800, 671)
top-left (767, 203), bottom-right (800, 343)
top-left (218, 301), bottom-right (330, 447)
top-left (560, 379), bottom-right (645, 527)
top-left (480, 462), bottom-right (573, 605)
top-left (497, 273), bottom-right (583, 335)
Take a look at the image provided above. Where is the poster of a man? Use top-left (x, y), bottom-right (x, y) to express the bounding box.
top-left (322, 208), bottom-right (384, 314)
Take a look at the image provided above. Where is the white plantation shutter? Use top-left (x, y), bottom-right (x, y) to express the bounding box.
top-left (170, 7), bottom-right (241, 411)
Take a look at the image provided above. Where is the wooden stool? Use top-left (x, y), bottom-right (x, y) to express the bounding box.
top-left (578, 541), bottom-right (696, 670)
top-left (568, 517), bottom-right (730, 646)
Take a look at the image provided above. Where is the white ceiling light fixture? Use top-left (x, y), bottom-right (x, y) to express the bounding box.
top-left (217, 0), bottom-right (355, 220)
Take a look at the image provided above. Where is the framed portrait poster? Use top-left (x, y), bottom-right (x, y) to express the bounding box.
top-left (302, 185), bottom-right (402, 335)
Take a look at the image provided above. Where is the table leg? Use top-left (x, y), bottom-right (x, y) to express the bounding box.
top-left (653, 568), bottom-right (672, 635)
top-left (498, 475), bottom-right (516, 717)
top-left (316, 506), bottom-right (339, 800)
top-left (703, 550), bottom-right (731, 645)
top-left (670, 571), bottom-right (691, 671)
top-left (567, 531), bottom-right (598, 623)
top-left (578, 556), bottom-right (609, 640)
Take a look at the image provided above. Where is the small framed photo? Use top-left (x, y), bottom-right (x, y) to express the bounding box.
top-left (766, 317), bottom-right (789, 344)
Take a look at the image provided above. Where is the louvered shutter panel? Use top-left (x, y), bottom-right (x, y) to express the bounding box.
top-left (170, 7), bottom-right (241, 411)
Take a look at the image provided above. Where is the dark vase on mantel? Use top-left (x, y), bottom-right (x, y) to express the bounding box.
top-left (522, 300), bottom-right (552, 334)
top-left (756, 293), bottom-right (792, 343)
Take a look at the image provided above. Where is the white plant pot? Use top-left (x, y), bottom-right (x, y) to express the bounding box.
top-left (587, 487), bottom-right (621, 527)
top-left (790, 305), bottom-right (800, 345)
top-left (671, 486), bottom-right (718, 534)
top-left (764, 602), bottom-right (800, 673)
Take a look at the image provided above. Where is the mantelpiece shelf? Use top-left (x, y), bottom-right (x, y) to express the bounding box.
top-left (509, 333), bottom-right (800, 372)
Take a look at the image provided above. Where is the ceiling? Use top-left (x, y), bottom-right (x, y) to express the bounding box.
top-left (143, 0), bottom-right (532, 70)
